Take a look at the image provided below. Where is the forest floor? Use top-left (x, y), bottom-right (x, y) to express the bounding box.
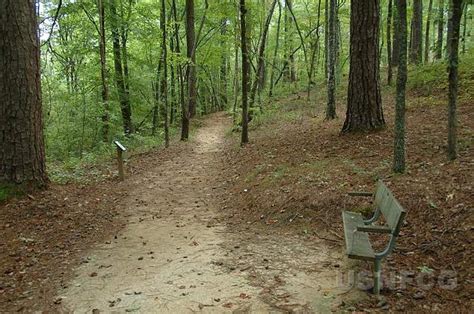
top-left (0, 85), bottom-right (473, 312)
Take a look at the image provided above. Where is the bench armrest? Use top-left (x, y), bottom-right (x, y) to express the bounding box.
top-left (348, 191), bottom-right (373, 197)
top-left (356, 225), bottom-right (392, 234)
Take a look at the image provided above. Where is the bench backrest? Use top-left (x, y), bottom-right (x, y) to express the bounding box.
top-left (374, 181), bottom-right (406, 236)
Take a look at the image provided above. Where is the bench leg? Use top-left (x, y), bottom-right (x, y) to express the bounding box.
top-left (373, 259), bottom-right (382, 295)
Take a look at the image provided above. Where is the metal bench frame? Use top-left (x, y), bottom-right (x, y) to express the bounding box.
top-left (343, 180), bottom-right (407, 295)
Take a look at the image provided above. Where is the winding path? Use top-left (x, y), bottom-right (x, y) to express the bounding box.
top-left (59, 113), bottom-right (358, 313)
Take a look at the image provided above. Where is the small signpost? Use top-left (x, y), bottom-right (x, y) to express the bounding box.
top-left (114, 141), bottom-right (126, 181)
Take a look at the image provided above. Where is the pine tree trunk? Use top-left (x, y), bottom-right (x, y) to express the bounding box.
top-left (447, 0), bottom-right (463, 160)
top-left (326, 0), bottom-right (337, 119)
top-left (0, 0), bottom-right (48, 188)
top-left (425, 0), bottom-right (434, 63)
top-left (394, 0), bottom-right (408, 173)
top-left (110, 0), bottom-right (133, 135)
top-left (160, 0), bottom-right (169, 148)
top-left (185, 0), bottom-right (197, 118)
top-left (342, 0), bottom-right (385, 133)
top-left (97, 0), bottom-right (110, 142)
top-left (435, 0), bottom-right (445, 59)
top-left (240, 0), bottom-right (250, 145)
top-left (410, 0), bottom-right (423, 64)
top-left (387, 0), bottom-right (393, 84)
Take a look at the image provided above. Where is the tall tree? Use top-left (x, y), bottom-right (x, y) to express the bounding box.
top-left (410, 0), bottom-right (423, 64)
top-left (240, 0), bottom-right (250, 145)
top-left (393, 0), bottom-right (408, 173)
top-left (110, 0), bottom-right (133, 135)
top-left (342, 0), bottom-right (385, 133)
top-left (185, 0), bottom-right (197, 119)
top-left (269, 0), bottom-right (282, 98)
top-left (160, 0), bottom-right (169, 147)
top-left (171, 0), bottom-right (189, 141)
top-left (249, 0), bottom-right (278, 111)
top-left (97, 0), bottom-right (110, 142)
top-left (0, 0), bottom-right (48, 188)
top-left (392, 4), bottom-right (401, 66)
top-left (387, 0), bottom-right (394, 85)
top-left (461, 1), bottom-right (468, 53)
top-left (425, 0), bottom-right (434, 63)
top-left (326, 0), bottom-right (337, 119)
top-left (435, 0), bottom-right (445, 59)
top-left (447, 0), bottom-right (464, 160)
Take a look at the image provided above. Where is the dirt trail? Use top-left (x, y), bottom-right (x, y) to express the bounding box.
top-left (59, 113), bottom-right (358, 313)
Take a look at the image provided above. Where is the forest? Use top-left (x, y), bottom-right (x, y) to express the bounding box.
top-left (0, 0), bottom-right (472, 312)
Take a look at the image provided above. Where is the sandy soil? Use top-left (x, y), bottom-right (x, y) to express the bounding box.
top-left (57, 113), bottom-right (359, 313)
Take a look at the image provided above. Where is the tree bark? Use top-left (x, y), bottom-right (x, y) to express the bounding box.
top-left (393, 0), bottom-right (408, 173)
top-left (387, 0), bottom-right (393, 84)
top-left (269, 0), bottom-right (282, 98)
top-left (220, 13), bottom-right (228, 109)
top-left (97, 0), bottom-right (110, 142)
top-left (171, 0), bottom-right (189, 141)
top-left (461, 2), bottom-right (468, 53)
top-left (240, 0), bottom-right (250, 145)
top-left (185, 0), bottom-right (197, 118)
top-left (425, 0), bottom-right (434, 63)
top-left (447, 0), bottom-right (463, 160)
top-left (249, 0), bottom-right (278, 111)
top-left (110, 0), bottom-right (133, 135)
top-left (160, 0), bottom-right (169, 148)
top-left (392, 3), bottom-right (400, 66)
top-left (435, 0), bottom-right (445, 59)
top-left (326, 0), bottom-right (337, 119)
top-left (0, 0), bottom-right (48, 188)
top-left (410, 0), bottom-right (423, 64)
top-left (342, 0), bottom-right (385, 133)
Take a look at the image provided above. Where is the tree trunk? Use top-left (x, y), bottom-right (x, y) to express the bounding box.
top-left (110, 0), bottom-right (133, 135)
top-left (410, 0), bottom-right (423, 64)
top-left (425, 0), bottom-right (434, 63)
top-left (342, 0), bottom-right (385, 133)
top-left (392, 4), bottom-right (400, 66)
top-left (435, 0), bottom-right (445, 59)
top-left (324, 0), bottom-right (329, 79)
top-left (249, 0), bottom-right (277, 111)
top-left (0, 0), bottom-right (48, 188)
top-left (446, 0), bottom-right (454, 59)
top-left (171, 0), bottom-right (188, 140)
top-left (461, 2), bottom-right (468, 53)
top-left (447, 0), bottom-right (463, 160)
top-left (97, 0), bottom-right (110, 142)
top-left (220, 14), bottom-right (228, 109)
top-left (287, 0), bottom-right (296, 82)
top-left (160, 0), bottom-right (169, 148)
top-left (269, 0), bottom-right (282, 97)
top-left (393, 0), bottom-right (408, 173)
top-left (185, 0), bottom-right (197, 118)
top-left (387, 0), bottom-right (393, 84)
top-left (240, 0), bottom-right (250, 145)
top-left (326, 0), bottom-right (337, 120)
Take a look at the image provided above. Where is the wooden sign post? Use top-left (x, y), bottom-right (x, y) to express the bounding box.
top-left (114, 141), bottom-right (126, 181)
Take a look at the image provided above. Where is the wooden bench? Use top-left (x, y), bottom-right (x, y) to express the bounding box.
top-left (342, 180), bottom-right (406, 295)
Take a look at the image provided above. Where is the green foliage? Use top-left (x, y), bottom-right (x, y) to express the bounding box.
top-left (407, 53), bottom-right (474, 97)
top-left (0, 184), bottom-right (23, 202)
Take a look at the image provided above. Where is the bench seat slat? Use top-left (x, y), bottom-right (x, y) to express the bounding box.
top-left (342, 211), bottom-right (375, 261)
